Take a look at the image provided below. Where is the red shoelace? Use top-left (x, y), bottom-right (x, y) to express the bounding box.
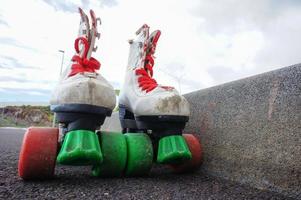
top-left (135, 54), bottom-right (173, 93)
top-left (136, 54), bottom-right (158, 93)
top-left (135, 30), bottom-right (173, 93)
top-left (68, 37), bottom-right (100, 77)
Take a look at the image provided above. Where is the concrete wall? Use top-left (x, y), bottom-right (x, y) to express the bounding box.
top-left (185, 64), bottom-right (300, 198)
top-left (102, 64), bottom-right (301, 198)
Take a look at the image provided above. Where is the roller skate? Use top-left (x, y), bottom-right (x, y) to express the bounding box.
top-left (118, 24), bottom-right (203, 173)
top-left (18, 8), bottom-right (116, 180)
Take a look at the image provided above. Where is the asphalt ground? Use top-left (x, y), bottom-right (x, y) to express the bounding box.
top-left (0, 128), bottom-right (294, 200)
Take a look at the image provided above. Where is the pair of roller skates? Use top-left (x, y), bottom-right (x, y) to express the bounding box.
top-left (18, 8), bottom-right (203, 180)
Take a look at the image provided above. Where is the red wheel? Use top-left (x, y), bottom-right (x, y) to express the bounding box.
top-left (170, 134), bottom-right (203, 173)
top-left (18, 127), bottom-right (58, 180)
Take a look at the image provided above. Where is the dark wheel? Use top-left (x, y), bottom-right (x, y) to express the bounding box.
top-left (18, 127), bottom-right (58, 180)
top-left (170, 134), bottom-right (203, 173)
top-left (125, 133), bottom-right (153, 176)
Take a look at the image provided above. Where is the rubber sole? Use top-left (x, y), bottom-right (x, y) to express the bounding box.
top-left (119, 105), bottom-right (188, 137)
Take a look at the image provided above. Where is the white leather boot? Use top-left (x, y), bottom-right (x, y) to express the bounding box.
top-left (51, 8), bottom-right (116, 122)
top-left (50, 8), bottom-right (116, 165)
top-left (119, 24), bottom-right (191, 164)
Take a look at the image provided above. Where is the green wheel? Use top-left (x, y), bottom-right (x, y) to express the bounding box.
top-left (92, 131), bottom-right (127, 177)
top-left (125, 133), bottom-right (153, 176)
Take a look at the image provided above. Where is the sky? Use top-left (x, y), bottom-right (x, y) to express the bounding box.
top-left (0, 0), bottom-right (300, 103)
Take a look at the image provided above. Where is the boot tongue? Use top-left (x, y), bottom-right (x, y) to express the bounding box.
top-left (144, 54), bottom-right (154, 77)
top-left (144, 30), bottom-right (161, 77)
top-left (145, 68), bottom-right (152, 77)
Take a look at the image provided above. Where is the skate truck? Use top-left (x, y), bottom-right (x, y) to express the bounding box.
top-left (18, 8), bottom-right (203, 180)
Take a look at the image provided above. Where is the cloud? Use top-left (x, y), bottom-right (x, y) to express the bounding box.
top-left (41, 0), bottom-right (78, 13)
top-left (190, 0), bottom-right (301, 83)
top-left (109, 80), bottom-right (121, 89)
top-left (41, 0), bottom-right (118, 13)
top-left (0, 75), bottom-right (54, 85)
top-left (158, 62), bottom-right (186, 80)
top-left (0, 88), bottom-right (51, 102)
top-left (0, 37), bottom-right (38, 52)
top-left (193, 0), bottom-right (301, 34)
top-left (156, 62), bottom-right (207, 94)
top-left (207, 65), bottom-right (259, 86)
top-left (254, 8), bottom-right (301, 68)
top-left (1, 88), bottom-right (51, 95)
top-left (0, 55), bottom-right (39, 69)
top-left (99, 0), bottom-right (118, 7)
top-left (0, 0), bottom-right (300, 103)
top-left (0, 19), bottom-right (8, 27)
top-left (0, 76), bottom-right (24, 82)
top-left (0, 14), bottom-right (9, 27)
